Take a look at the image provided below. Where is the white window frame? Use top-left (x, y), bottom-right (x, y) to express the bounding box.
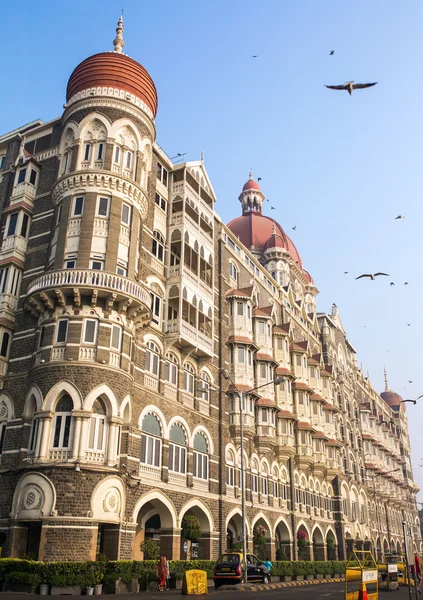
top-left (52, 408), bottom-right (73, 450)
top-left (55, 319), bottom-right (68, 344)
top-left (88, 411), bottom-right (107, 452)
top-left (193, 450), bottom-right (208, 480)
top-left (140, 433), bottom-right (161, 467)
top-left (168, 443), bottom-right (187, 474)
top-left (155, 192), bottom-right (167, 212)
top-left (82, 319), bottom-right (98, 345)
top-left (145, 342), bottom-right (160, 377)
top-left (183, 364), bottom-right (195, 394)
top-left (96, 196), bottom-right (110, 218)
top-left (90, 259), bottom-right (105, 271)
top-left (165, 354), bottom-right (178, 385)
top-left (121, 203), bottom-right (131, 225)
top-left (110, 325), bottom-right (122, 351)
top-left (72, 196), bottom-right (84, 216)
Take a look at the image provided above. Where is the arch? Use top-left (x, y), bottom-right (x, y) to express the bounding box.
top-left (23, 385), bottom-right (43, 417)
top-left (311, 524), bottom-right (324, 543)
top-left (84, 384), bottom-right (118, 416)
top-left (77, 113), bottom-right (111, 138)
top-left (312, 524), bottom-right (325, 560)
top-left (132, 489), bottom-right (177, 529)
top-left (274, 516), bottom-right (292, 541)
top-left (90, 476), bottom-right (125, 523)
top-left (146, 275), bottom-right (166, 298)
top-left (296, 520), bottom-right (311, 538)
top-left (167, 416), bottom-right (191, 441)
top-left (191, 426), bottom-right (214, 455)
top-left (179, 499), bottom-right (214, 532)
top-left (274, 516), bottom-right (292, 560)
top-left (143, 332), bottom-right (164, 354)
top-left (225, 507), bottom-right (251, 537)
top-left (138, 405), bottom-right (166, 434)
top-left (109, 118), bottom-right (143, 149)
top-left (43, 380), bottom-right (83, 412)
top-left (0, 392), bottom-right (14, 420)
top-left (199, 365), bottom-right (214, 385)
top-left (11, 472), bottom-right (56, 520)
top-left (251, 511), bottom-right (272, 534)
top-left (119, 395), bottom-right (132, 423)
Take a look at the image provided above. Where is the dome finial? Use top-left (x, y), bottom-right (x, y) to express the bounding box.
top-left (113, 13), bottom-right (125, 53)
top-left (249, 169), bottom-right (253, 180)
top-left (384, 367), bottom-right (390, 391)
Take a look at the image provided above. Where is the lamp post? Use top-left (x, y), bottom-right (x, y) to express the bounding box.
top-left (402, 519), bottom-right (413, 600)
top-left (221, 369), bottom-right (284, 582)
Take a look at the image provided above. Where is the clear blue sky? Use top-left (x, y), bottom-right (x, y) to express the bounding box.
top-left (2, 1), bottom-right (423, 498)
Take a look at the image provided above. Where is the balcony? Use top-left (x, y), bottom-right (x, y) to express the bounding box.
top-left (166, 318), bottom-right (213, 357)
top-left (25, 269), bottom-right (152, 325)
top-left (0, 235), bottom-right (28, 261)
top-left (10, 181), bottom-right (36, 203)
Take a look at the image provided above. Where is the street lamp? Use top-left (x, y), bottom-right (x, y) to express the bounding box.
top-left (221, 369), bottom-right (284, 581)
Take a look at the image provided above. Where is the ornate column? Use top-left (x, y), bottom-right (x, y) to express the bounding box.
top-left (77, 411), bottom-right (92, 460)
top-left (71, 412), bottom-right (85, 460)
top-left (107, 417), bottom-right (123, 465)
top-left (37, 411), bottom-right (53, 461)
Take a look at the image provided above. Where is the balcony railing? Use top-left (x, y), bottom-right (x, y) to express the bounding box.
top-left (1, 235), bottom-right (27, 254)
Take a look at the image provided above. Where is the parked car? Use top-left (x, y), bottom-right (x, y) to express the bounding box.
top-left (213, 552), bottom-right (270, 588)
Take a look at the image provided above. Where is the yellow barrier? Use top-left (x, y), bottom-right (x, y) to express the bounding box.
top-left (182, 570), bottom-right (208, 595)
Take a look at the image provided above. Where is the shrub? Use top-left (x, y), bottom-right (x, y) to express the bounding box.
top-left (304, 561), bottom-right (316, 576)
top-left (8, 572), bottom-right (41, 587)
top-left (140, 539), bottom-right (160, 560)
top-left (181, 516), bottom-right (201, 542)
top-left (281, 564), bottom-right (293, 577)
top-left (49, 573), bottom-right (85, 587)
top-left (293, 563), bottom-right (306, 576)
top-left (276, 548), bottom-right (286, 560)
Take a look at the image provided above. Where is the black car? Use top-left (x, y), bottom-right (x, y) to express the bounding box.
top-left (213, 552), bottom-right (270, 588)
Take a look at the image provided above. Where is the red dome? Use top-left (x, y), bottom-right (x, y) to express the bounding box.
top-left (242, 179), bottom-right (261, 192)
top-left (66, 52), bottom-right (158, 117)
top-left (228, 211), bottom-right (303, 267)
top-left (303, 269), bottom-right (314, 284)
top-left (380, 390), bottom-right (404, 411)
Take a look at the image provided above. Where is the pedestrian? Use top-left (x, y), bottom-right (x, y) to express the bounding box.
top-left (415, 553), bottom-right (422, 593)
top-left (263, 557), bottom-right (272, 571)
top-left (164, 555), bottom-right (170, 590)
top-left (156, 556), bottom-right (167, 592)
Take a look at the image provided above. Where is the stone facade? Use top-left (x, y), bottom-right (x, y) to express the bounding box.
top-left (0, 22), bottom-right (420, 563)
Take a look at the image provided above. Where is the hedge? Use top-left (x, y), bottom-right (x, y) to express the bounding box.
top-left (0, 558), bottom-right (348, 587)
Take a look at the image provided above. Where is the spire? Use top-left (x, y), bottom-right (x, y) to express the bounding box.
top-left (384, 367), bottom-right (390, 391)
top-left (249, 169), bottom-right (253, 180)
top-left (113, 14), bottom-right (124, 53)
top-left (272, 222), bottom-right (277, 235)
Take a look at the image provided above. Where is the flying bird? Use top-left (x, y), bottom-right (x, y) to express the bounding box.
top-left (409, 380), bottom-right (413, 383)
top-left (390, 282), bottom-right (395, 286)
top-left (329, 50), bottom-right (334, 55)
top-left (355, 272), bottom-right (389, 280)
top-left (292, 225), bottom-right (297, 231)
top-left (270, 206), bottom-right (275, 210)
top-left (252, 55), bottom-right (258, 58)
top-left (344, 271), bottom-right (349, 274)
top-left (395, 215), bottom-right (405, 219)
top-left (325, 81), bottom-right (378, 95)
top-left (407, 323), bottom-right (411, 326)
top-left (403, 394), bottom-right (423, 405)
top-left (258, 177), bottom-right (262, 181)
top-left (404, 282), bottom-right (409, 285)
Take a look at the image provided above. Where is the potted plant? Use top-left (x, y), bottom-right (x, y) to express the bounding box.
top-left (293, 565), bottom-right (306, 581)
top-left (304, 561), bottom-right (316, 580)
top-left (6, 572), bottom-right (40, 594)
top-left (270, 565), bottom-right (282, 583)
top-left (182, 515), bottom-right (201, 544)
top-left (39, 564), bottom-right (49, 596)
top-left (49, 573), bottom-right (84, 595)
top-left (314, 561), bottom-right (325, 579)
top-left (93, 554), bottom-right (108, 595)
top-left (281, 564), bottom-right (293, 582)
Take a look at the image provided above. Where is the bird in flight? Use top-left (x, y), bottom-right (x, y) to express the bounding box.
top-left (325, 81), bottom-right (377, 95)
top-left (270, 206), bottom-right (275, 210)
top-left (329, 50), bottom-right (334, 55)
top-left (407, 323), bottom-right (411, 326)
top-left (409, 380), bottom-right (413, 383)
top-left (258, 177), bottom-right (262, 181)
top-left (403, 394), bottom-right (423, 405)
top-left (404, 282), bottom-right (409, 285)
top-left (355, 272), bottom-right (389, 280)
top-left (390, 282), bottom-right (395, 286)
top-left (252, 55), bottom-right (258, 58)
top-left (292, 225), bottom-right (297, 231)
top-left (395, 215), bottom-right (405, 219)
top-left (344, 271), bottom-right (349, 274)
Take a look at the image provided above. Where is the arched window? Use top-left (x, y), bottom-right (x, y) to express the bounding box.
top-left (199, 372), bottom-right (210, 402)
top-left (261, 463), bottom-right (269, 496)
top-left (168, 423), bottom-right (187, 474)
top-left (0, 400), bottom-right (8, 455)
top-left (145, 341), bottom-right (160, 377)
top-left (251, 458), bottom-right (259, 493)
top-left (140, 413), bottom-right (162, 467)
top-left (229, 262), bottom-right (238, 281)
top-left (183, 362), bottom-right (195, 394)
top-left (88, 398), bottom-right (107, 452)
top-left (226, 449), bottom-right (235, 487)
top-left (52, 394), bottom-right (74, 450)
top-left (165, 353), bottom-right (178, 385)
top-left (193, 432), bottom-right (208, 480)
top-left (152, 231), bottom-right (165, 262)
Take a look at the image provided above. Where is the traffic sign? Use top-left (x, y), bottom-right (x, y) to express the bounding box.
top-left (183, 541), bottom-right (188, 553)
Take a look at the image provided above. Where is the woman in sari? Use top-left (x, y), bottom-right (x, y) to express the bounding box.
top-left (156, 556), bottom-right (167, 591)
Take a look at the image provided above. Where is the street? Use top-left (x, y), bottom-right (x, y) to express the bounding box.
top-left (0, 582), bottom-right (419, 600)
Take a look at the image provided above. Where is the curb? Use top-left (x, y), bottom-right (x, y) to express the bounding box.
top-left (234, 577), bottom-right (345, 591)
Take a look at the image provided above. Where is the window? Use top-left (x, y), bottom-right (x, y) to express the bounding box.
top-left (157, 162), bottom-right (168, 186)
top-left (65, 259), bottom-right (76, 269)
top-left (110, 325), bottom-right (122, 351)
top-left (236, 302), bottom-right (244, 316)
top-left (226, 450), bottom-right (235, 487)
top-left (88, 398), bottom-right (107, 451)
top-left (0, 332), bottom-right (9, 358)
top-left (0, 155), bottom-right (5, 170)
top-left (140, 413), bottom-right (162, 467)
top-left (121, 204), bottom-right (131, 225)
top-left (252, 462), bottom-right (259, 493)
top-left (29, 169), bottom-right (37, 185)
top-left (165, 353), bottom-right (178, 385)
top-left (29, 418), bottom-right (40, 453)
top-left (52, 394), bottom-right (73, 449)
top-left (20, 214), bottom-right (29, 238)
top-left (183, 363), bottom-right (195, 394)
top-left (84, 144), bottom-right (90, 161)
top-left (193, 432), bottom-right (208, 480)
top-left (90, 260), bottom-right (104, 270)
top-left (116, 260), bottom-right (127, 277)
top-left (262, 472), bottom-right (269, 496)
top-left (56, 319), bottom-right (68, 344)
top-left (145, 341), bottom-right (160, 377)
top-left (230, 263), bottom-right (238, 281)
top-left (114, 146), bottom-right (120, 164)
top-left (18, 168), bottom-right (26, 184)
top-left (97, 143), bottom-right (104, 160)
top-left (168, 423), bottom-right (187, 474)
top-left (199, 372), bottom-right (210, 402)
top-left (151, 293), bottom-right (161, 325)
top-left (237, 346), bottom-right (245, 363)
top-left (7, 213), bottom-right (18, 236)
top-left (82, 319), bottom-right (97, 344)
top-left (0, 421), bottom-right (6, 455)
top-left (97, 197), bottom-right (109, 217)
top-left (39, 326), bottom-right (46, 349)
top-left (152, 231), bottom-right (165, 262)
top-left (72, 196), bottom-right (84, 216)
top-left (0, 268), bottom-right (8, 293)
top-left (155, 192), bottom-right (167, 212)
top-left (258, 321), bottom-right (265, 335)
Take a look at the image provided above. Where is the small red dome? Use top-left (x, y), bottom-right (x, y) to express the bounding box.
top-left (242, 179), bottom-right (261, 192)
top-left (228, 211), bottom-right (303, 267)
top-left (66, 52), bottom-right (158, 117)
top-left (380, 390), bottom-right (404, 411)
top-left (303, 269), bottom-right (314, 284)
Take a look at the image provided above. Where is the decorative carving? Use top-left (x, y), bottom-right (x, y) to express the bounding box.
top-left (0, 402), bottom-right (7, 419)
top-left (103, 489), bottom-right (120, 514)
top-left (22, 486), bottom-right (42, 511)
